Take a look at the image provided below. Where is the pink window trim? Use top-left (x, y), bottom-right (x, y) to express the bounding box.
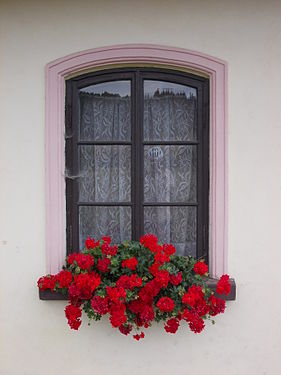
top-left (45, 44), bottom-right (228, 278)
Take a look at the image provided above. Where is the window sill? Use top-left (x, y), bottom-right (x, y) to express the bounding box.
top-left (39, 278), bottom-right (236, 301)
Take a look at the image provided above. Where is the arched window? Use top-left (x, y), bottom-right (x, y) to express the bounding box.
top-left (45, 45), bottom-right (228, 279)
top-left (65, 68), bottom-right (209, 260)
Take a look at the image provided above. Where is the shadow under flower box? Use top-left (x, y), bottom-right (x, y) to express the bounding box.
top-left (39, 278), bottom-right (236, 301)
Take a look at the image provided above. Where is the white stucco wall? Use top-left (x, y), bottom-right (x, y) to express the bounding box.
top-left (0, 1), bottom-right (281, 374)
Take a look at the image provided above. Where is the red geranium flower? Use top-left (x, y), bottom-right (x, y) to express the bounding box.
top-left (164, 318), bottom-right (180, 334)
top-left (155, 269), bottom-right (170, 288)
top-left (138, 279), bottom-right (160, 304)
top-left (193, 261), bottom-right (208, 276)
top-left (97, 257), bottom-right (111, 273)
top-left (133, 332), bottom-right (145, 340)
top-left (70, 272), bottom-right (101, 300)
top-left (116, 274), bottom-right (142, 290)
top-left (109, 303), bottom-right (127, 328)
top-left (170, 272), bottom-right (182, 286)
top-left (65, 304), bottom-right (82, 330)
top-left (101, 242), bottom-right (118, 257)
top-left (37, 275), bottom-right (56, 291)
top-left (85, 237), bottom-right (99, 250)
top-left (162, 243), bottom-right (176, 256)
top-left (106, 286), bottom-right (126, 304)
top-left (140, 234), bottom-right (158, 252)
top-left (156, 297), bottom-right (175, 312)
top-left (154, 247), bottom-right (170, 264)
top-left (55, 270), bottom-right (73, 289)
top-left (67, 253), bottom-right (94, 271)
top-left (149, 262), bottom-right (160, 276)
top-left (216, 274), bottom-right (231, 295)
top-left (119, 324), bottom-right (132, 335)
top-left (209, 295), bottom-right (226, 316)
top-left (182, 285), bottom-right (205, 307)
top-left (101, 236), bottom-right (111, 244)
top-left (122, 257), bottom-right (138, 270)
top-left (182, 309), bottom-right (205, 333)
top-left (91, 295), bottom-right (109, 315)
top-left (139, 304), bottom-right (155, 325)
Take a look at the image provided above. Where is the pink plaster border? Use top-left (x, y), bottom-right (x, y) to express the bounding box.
top-left (45, 44), bottom-right (228, 278)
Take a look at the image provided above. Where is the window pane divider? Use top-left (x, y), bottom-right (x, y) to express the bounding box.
top-left (143, 202), bottom-right (198, 206)
top-left (143, 141), bottom-right (198, 145)
top-left (77, 141), bottom-right (132, 145)
top-left (77, 202), bottom-right (132, 206)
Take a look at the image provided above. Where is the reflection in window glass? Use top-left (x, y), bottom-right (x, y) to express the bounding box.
top-left (144, 80), bottom-right (197, 141)
top-left (79, 81), bottom-right (131, 141)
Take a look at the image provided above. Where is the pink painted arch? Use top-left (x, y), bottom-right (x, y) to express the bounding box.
top-left (45, 44), bottom-right (228, 278)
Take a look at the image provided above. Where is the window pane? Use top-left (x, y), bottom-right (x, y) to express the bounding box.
top-left (144, 80), bottom-right (197, 141)
top-left (79, 81), bottom-right (131, 141)
top-left (144, 145), bottom-right (197, 203)
top-left (78, 145), bottom-right (131, 202)
top-left (144, 206), bottom-right (197, 257)
top-left (79, 206), bottom-right (131, 250)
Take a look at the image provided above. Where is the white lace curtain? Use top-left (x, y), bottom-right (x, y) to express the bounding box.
top-left (78, 92), bottom-right (197, 256)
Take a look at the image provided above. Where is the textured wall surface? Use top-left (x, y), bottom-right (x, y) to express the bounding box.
top-left (0, 1), bottom-right (281, 374)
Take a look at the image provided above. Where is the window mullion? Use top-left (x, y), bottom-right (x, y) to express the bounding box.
top-left (132, 70), bottom-right (144, 240)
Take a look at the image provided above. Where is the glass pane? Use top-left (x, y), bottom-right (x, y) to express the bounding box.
top-left (144, 80), bottom-right (197, 141)
top-left (144, 145), bottom-right (197, 203)
top-left (79, 81), bottom-right (131, 141)
top-left (79, 206), bottom-right (131, 250)
top-left (78, 145), bottom-right (131, 202)
top-left (144, 206), bottom-right (196, 257)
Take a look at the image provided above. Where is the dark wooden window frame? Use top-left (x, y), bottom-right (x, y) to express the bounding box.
top-left (65, 67), bottom-right (209, 261)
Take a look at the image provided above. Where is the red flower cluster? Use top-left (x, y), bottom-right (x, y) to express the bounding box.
top-left (182, 309), bottom-right (205, 333)
top-left (164, 318), bottom-right (180, 333)
top-left (155, 269), bottom-right (170, 288)
top-left (140, 233), bottom-right (158, 252)
top-left (170, 272), bottom-right (182, 286)
top-left (116, 274), bottom-right (142, 290)
top-left (156, 297), bottom-right (175, 312)
top-left (119, 324), bottom-right (132, 336)
top-left (138, 279), bottom-right (160, 304)
top-left (91, 295), bottom-right (109, 315)
top-left (182, 285), bottom-right (204, 307)
top-left (193, 261), bottom-right (208, 276)
top-left (69, 272), bottom-right (101, 301)
top-left (38, 235), bottom-right (231, 339)
top-left (37, 275), bottom-right (56, 291)
top-left (37, 271), bottom-right (73, 291)
top-left (133, 332), bottom-right (145, 341)
top-left (85, 237), bottom-right (99, 250)
top-left (209, 295), bottom-right (226, 316)
top-left (122, 257), bottom-right (138, 270)
top-left (55, 270), bottom-right (73, 288)
top-left (67, 253), bottom-right (94, 271)
top-left (216, 274), bottom-right (231, 295)
top-left (101, 242), bottom-right (118, 257)
top-left (182, 285), bottom-right (210, 317)
top-left (65, 304), bottom-right (82, 330)
top-left (102, 236), bottom-right (111, 243)
top-left (109, 303), bottom-right (127, 328)
top-left (97, 257), bottom-right (111, 273)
